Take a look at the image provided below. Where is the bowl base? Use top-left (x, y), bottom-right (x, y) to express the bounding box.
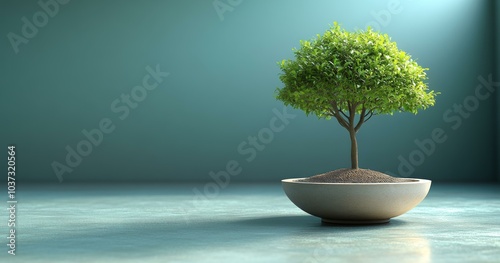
top-left (321, 218), bottom-right (390, 225)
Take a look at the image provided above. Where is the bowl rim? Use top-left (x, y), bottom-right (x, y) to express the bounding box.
top-left (282, 178), bottom-right (432, 185)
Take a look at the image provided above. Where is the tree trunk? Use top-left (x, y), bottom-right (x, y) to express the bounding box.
top-left (349, 128), bottom-right (358, 169)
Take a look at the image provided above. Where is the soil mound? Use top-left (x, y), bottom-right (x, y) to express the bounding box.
top-left (299, 168), bottom-right (414, 183)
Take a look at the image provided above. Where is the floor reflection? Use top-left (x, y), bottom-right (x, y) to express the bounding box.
top-left (233, 216), bottom-right (431, 263)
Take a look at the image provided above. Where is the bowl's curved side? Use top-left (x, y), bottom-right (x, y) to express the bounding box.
top-left (282, 179), bottom-right (431, 221)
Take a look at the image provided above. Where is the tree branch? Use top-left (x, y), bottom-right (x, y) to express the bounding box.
top-left (348, 102), bottom-right (360, 129)
top-left (330, 101), bottom-right (349, 129)
top-left (354, 107), bottom-right (366, 132)
top-left (339, 109), bottom-right (349, 120)
top-left (364, 110), bottom-right (374, 123)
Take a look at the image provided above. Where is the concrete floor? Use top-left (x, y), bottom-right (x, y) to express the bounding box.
top-left (2, 183), bottom-right (499, 262)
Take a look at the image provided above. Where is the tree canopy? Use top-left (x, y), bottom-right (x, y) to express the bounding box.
top-left (276, 22), bottom-right (438, 169)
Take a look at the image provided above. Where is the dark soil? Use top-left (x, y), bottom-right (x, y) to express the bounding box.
top-left (299, 168), bottom-right (415, 183)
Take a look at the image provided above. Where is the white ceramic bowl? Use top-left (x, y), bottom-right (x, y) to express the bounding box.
top-left (282, 178), bottom-right (431, 224)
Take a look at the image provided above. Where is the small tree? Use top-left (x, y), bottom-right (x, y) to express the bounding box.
top-left (276, 23), bottom-right (437, 169)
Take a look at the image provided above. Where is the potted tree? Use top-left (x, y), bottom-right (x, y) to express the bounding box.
top-left (278, 23), bottom-right (438, 224)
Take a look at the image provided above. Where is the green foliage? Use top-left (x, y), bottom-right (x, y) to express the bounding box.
top-left (276, 22), bottom-right (437, 121)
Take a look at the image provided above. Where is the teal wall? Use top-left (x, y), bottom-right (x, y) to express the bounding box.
top-left (0, 0), bottom-right (497, 183)
top-left (496, 0), bottom-right (500, 182)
